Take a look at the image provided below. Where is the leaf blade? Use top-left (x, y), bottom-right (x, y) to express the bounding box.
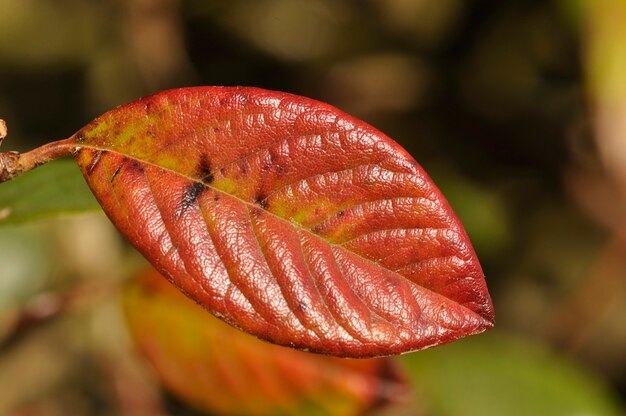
top-left (76, 86), bottom-right (494, 356)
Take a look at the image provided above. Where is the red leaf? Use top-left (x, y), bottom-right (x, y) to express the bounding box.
top-left (75, 87), bottom-right (493, 357)
top-left (124, 266), bottom-right (411, 415)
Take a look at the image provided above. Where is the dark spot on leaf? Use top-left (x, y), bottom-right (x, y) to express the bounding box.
top-left (213, 193), bottom-right (220, 202)
top-left (212, 126), bottom-right (220, 133)
top-left (337, 210), bottom-right (345, 217)
top-left (176, 182), bottom-right (206, 218)
top-left (254, 194), bottom-right (269, 210)
top-left (127, 160), bottom-right (144, 174)
top-left (297, 301), bottom-right (308, 312)
top-left (275, 164), bottom-right (285, 175)
top-left (197, 156), bottom-right (214, 184)
top-left (86, 150), bottom-right (105, 175)
top-left (75, 132), bottom-right (85, 143)
top-left (110, 163), bottom-right (123, 183)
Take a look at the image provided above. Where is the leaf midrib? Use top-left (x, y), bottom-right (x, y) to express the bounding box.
top-left (77, 143), bottom-right (491, 327)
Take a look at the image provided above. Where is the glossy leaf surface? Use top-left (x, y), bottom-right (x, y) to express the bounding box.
top-left (124, 267), bottom-right (410, 416)
top-left (76, 87), bottom-right (494, 356)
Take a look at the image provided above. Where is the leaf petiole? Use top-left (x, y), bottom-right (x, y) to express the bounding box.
top-left (0, 119), bottom-right (76, 183)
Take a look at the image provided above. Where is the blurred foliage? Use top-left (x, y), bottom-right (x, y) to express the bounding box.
top-left (1, 0), bottom-right (625, 414)
top-left (0, 226), bottom-right (53, 310)
top-left (0, 160), bottom-right (99, 227)
top-left (124, 267), bottom-right (411, 416)
top-left (402, 333), bottom-right (622, 416)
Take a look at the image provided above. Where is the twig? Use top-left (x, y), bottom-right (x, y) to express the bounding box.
top-left (0, 119), bottom-right (77, 183)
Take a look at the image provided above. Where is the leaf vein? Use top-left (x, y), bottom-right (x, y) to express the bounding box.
top-left (248, 209), bottom-right (316, 340)
top-left (298, 233), bottom-right (362, 345)
top-left (84, 146), bottom-right (490, 326)
top-left (341, 226), bottom-right (449, 246)
top-left (196, 198), bottom-right (276, 329)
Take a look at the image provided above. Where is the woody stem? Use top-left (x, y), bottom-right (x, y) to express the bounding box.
top-left (0, 136), bottom-right (77, 183)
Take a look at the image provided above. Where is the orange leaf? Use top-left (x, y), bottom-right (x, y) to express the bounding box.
top-left (124, 267), bottom-right (411, 416)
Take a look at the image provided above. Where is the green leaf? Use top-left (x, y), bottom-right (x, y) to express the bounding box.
top-left (401, 332), bottom-right (622, 416)
top-left (0, 159), bottom-right (100, 226)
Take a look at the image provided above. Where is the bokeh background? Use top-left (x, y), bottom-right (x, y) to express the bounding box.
top-left (1, 0), bottom-right (625, 415)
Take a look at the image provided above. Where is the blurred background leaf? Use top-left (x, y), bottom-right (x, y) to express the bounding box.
top-left (401, 333), bottom-right (622, 416)
top-left (124, 266), bottom-right (413, 416)
top-left (0, 160), bottom-right (100, 227)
